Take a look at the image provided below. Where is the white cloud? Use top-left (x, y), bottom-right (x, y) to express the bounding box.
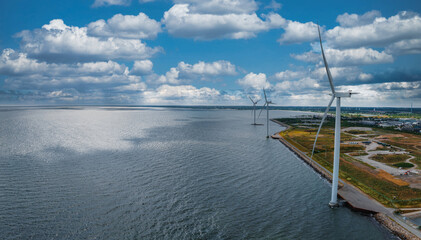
top-left (274, 70), bottom-right (308, 81)
top-left (156, 67), bottom-right (181, 84)
top-left (311, 66), bottom-right (378, 87)
top-left (92, 0), bottom-right (131, 7)
top-left (292, 47), bottom-right (393, 66)
top-left (162, 4), bottom-right (285, 40)
top-left (131, 60), bottom-right (153, 75)
top-left (0, 49), bottom-right (48, 75)
top-left (0, 49), bottom-right (127, 77)
top-left (358, 73), bottom-right (373, 81)
top-left (274, 77), bottom-right (320, 92)
top-left (237, 72), bottom-right (270, 90)
top-left (336, 10), bottom-right (382, 27)
top-left (114, 82), bottom-right (147, 91)
top-left (151, 60), bottom-right (237, 84)
top-left (87, 12), bottom-right (161, 39)
top-left (143, 84), bottom-right (221, 104)
top-left (177, 60), bottom-right (236, 76)
top-left (326, 11), bottom-right (421, 49)
top-left (0, 48), bottom-right (151, 91)
top-left (16, 19), bottom-right (160, 63)
top-left (385, 38), bottom-right (421, 55)
top-left (278, 20), bottom-right (318, 44)
top-left (173, 0), bottom-right (258, 14)
top-left (264, 0), bottom-right (282, 10)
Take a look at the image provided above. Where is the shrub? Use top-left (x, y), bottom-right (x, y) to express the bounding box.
top-left (393, 162), bottom-right (414, 168)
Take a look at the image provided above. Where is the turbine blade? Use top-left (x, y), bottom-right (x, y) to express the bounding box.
top-left (311, 96), bottom-right (335, 158)
top-left (258, 103), bottom-right (267, 119)
top-left (318, 25), bottom-right (335, 94)
top-left (263, 88), bottom-right (268, 103)
top-left (248, 96), bottom-right (253, 103)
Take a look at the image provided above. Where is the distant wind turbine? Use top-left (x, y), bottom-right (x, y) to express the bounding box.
top-left (258, 89), bottom-right (275, 138)
top-left (311, 25), bottom-right (358, 207)
top-left (249, 96), bottom-right (260, 125)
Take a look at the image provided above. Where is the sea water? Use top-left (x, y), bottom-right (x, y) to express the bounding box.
top-left (0, 107), bottom-right (396, 239)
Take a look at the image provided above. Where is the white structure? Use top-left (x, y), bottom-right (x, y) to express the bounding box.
top-left (259, 89), bottom-right (274, 138)
top-left (311, 26), bottom-right (357, 207)
top-left (249, 96), bottom-right (260, 125)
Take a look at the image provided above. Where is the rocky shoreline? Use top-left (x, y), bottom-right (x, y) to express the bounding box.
top-left (375, 213), bottom-right (419, 240)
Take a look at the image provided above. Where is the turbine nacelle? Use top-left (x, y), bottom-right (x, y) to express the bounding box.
top-left (330, 91), bottom-right (357, 98)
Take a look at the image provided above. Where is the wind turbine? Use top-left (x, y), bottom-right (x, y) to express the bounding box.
top-left (258, 89), bottom-right (275, 138)
top-left (249, 96), bottom-right (260, 125)
top-left (311, 25), bottom-right (357, 207)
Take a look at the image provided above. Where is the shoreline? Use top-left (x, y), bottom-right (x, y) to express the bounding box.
top-left (271, 119), bottom-right (421, 239)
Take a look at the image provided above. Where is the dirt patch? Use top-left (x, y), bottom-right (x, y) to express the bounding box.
top-left (377, 134), bottom-right (405, 139)
top-left (399, 175), bottom-right (421, 190)
top-left (377, 170), bottom-right (409, 186)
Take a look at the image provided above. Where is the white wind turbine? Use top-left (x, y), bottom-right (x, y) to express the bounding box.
top-left (311, 25), bottom-right (357, 207)
top-left (258, 89), bottom-right (275, 138)
top-left (249, 96), bottom-right (260, 125)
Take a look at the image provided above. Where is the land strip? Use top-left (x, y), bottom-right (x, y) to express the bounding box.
top-left (271, 119), bottom-right (421, 239)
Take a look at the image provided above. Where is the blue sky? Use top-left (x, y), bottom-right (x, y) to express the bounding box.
top-left (0, 0), bottom-right (420, 106)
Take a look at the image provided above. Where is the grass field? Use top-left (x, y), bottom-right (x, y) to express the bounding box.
top-left (393, 162), bottom-right (414, 168)
top-left (277, 117), bottom-right (421, 208)
top-left (370, 154), bottom-right (411, 164)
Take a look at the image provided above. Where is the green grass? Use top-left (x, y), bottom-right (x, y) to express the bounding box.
top-left (370, 154), bottom-right (411, 164)
top-left (393, 162), bottom-right (414, 168)
top-left (341, 144), bottom-right (365, 153)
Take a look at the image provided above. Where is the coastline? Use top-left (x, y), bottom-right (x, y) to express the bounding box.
top-left (271, 119), bottom-right (421, 239)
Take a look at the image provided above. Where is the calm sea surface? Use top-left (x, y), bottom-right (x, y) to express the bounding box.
top-left (0, 107), bottom-right (396, 239)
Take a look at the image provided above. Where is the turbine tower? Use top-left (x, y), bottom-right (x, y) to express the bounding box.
top-left (259, 89), bottom-right (274, 138)
top-left (311, 25), bottom-right (357, 207)
top-left (249, 96), bottom-right (260, 125)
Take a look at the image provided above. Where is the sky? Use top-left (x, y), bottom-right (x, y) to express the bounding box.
top-left (0, 0), bottom-right (420, 107)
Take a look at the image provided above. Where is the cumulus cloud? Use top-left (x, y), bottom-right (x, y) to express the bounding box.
top-left (16, 19), bottom-right (161, 63)
top-left (385, 38), bottom-right (421, 55)
top-left (87, 12), bottom-right (162, 39)
top-left (292, 47), bottom-right (393, 66)
top-left (274, 70), bottom-right (308, 81)
top-left (142, 84), bottom-right (221, 104)
top-left (177, 60), bottom-right (236, 76)
top-left (131, 60), bottom-right (153, 75)
top-left (336, 10), bottom-right (382, 27)
top-left (0, 48), bottom-right (150, 92)
top-left (0, 49), bottom-right (127, 77)
top-left (152, 60), bottom-right (237, 84)
top-left (92, 0), bottom-right (131, 7)
top-left (274, 77), bottom-right (320, 92)
top-left (173, 0), bottom-right (258, 15)
top-left (156, 67), bottom-right (181, 84)
top-left (162, 4), bottom-right (285, 40)
top-left (237, 72), bottom-right (271, 90)
top-left (114, 82), bottom-right (147, 91)
top-left (0, 48), bottom-right (48, 75)
top-left (282, 10), bottom-right (421, 60)
top-left (264, 0), bottom-right (282, 10)
top-left (278, 20), bottom-right (319, 44)
top-left (326, 11), bottom-right (421, 49)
